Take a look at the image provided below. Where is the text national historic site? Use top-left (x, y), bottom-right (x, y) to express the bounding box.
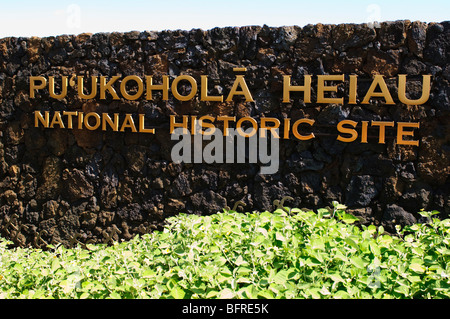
top-left (31, 72), bottom-right (430, 147)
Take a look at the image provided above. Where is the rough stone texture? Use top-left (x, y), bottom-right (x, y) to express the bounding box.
top-left (0, 21), bottom-right (449, 247)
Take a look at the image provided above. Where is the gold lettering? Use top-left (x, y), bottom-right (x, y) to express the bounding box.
top-left (49, 76), bottom-right (68, 100)
top-left (398, 74), bottom-right (431, 105)
top-left (200, 75), bottom-right (223, 102)
top-left (50, 111), bottom-right (65, 128)
top-left (236, 117), bottom-right (258, 137)
top-left (199, 115), bottom-right (216, 135)
top-left (226, 75), bottom-right (254, 102)
top-left (283, 118), bottom-right (290, 139)
top-left (337, 120), bottom-right (358, 142)
top-left (139, 114), bottom-right (155, 133)
top-left (77, 76), bottom-right (97, 99)
top-left (34, 110), bottom-right (49, 127)
top-left (349, 74), bottom-right (358, 104)
top-left (292, 118), bottom-right (315, 140)
top-left (190, 115), bottom-right (198, 135)
top-left (120, 113), bottom-right (137, 132)
top-left (170, 115), bottom-right (189, 134)
top-left (317, 74), bottom-right (344, 104)
top-left (30, 76), bottom-right (47, 98)
top-left (78, 112), bottom-right (84, 129)
top-left (361, 121), bottom-right (369, 143)
top-left (84, 112), bottom-right (101, 130)
top-left (371, 121), bottom-right (394, 144)
top-left (102, 113), bottom-right (119, 131)
top-left (217, 116), bottom-right (236, 136)
top-left (362, 75), bottom-right (395, 105)
top-left (260, 117), bottom-right (280, 138)
top-left (171, 75), bottom-right (197, 101)
top-left (283, 75), bottom-right (312, 103)
top-left (146, 75), bottom-right (169, 100)
top-left (120, 75), bottom-right (144, 100)
top-left (63, 111), bottom-right (78, 129)
top-left (100, 76), bottom-right (120, 100)
top-left (397, 122), bottom-right (420, 146)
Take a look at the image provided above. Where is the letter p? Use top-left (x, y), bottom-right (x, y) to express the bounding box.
top-left (30, 76), bottom-right (47, 98)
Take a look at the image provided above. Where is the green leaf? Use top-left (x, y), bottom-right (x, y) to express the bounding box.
top-left (78, 251), bottom-right (91, 259)
top-left (273, 270), bottom-right (288, 285)
top-left (345, 237), bottom-right (359, 250)
top-left (173, 246), bottom-right (185, 256)
top-left (110, 291), bottom-right (122, 299)
top-left (407, 275), bottom-right (422, 283)
top-left (205, 290), bottom-right (219, 298)
top-left (333, 290), bottom-right (350, 299)
top-left (275, 231), bottom-right (286, 242)
top-left (307, 288), bottom-right (322, 299)
top-left (394, 285), bottom-right (409, 296)
top-left (166, 278), bottom-right (177, 290)
top-left (237, 267), bottom-right (252, 276)
top-left (409, 263), bottom-right (425, 274)
top-left (51, 259), bottom-right (60, 272)
top-left (334, 249), bottom-right (348, 263)
top-left (341, 213), bottom-right (359, 224)
top-left (369, 242), bottom-right (381, 256)
top-left (242, 285), bottom-right (258, 299)
top-left (170, 286), bottom-right (186, 299)
top-left (367, 225), bottom-right (377, 234)
top-left (350, 256), bottom-right (366, 269)
top-left (142, 269), bottom-right (156, 278)
top-left (234, 255), bottom-right (248, 266)
top-left (256, 227), bottom-right (268, 237)
top-left (115, 268), bottom-right (126, 275)
top-left (79, 292), bottom-right (91, 299)
top-left (335, 204), bottom-right (347, 210)
top-left (257, 289), bottom-right (274, 299)
top-left (1, 205), bottom-right (447, 300)
top-left (219, 288), bottom-right (234, 299)
top-left (379, 235), bottom-right (393, 246)
top-left (310, 238), bottom-right (324, 250)
top-left (317, 208), bottom-right (331, 218)
top-left (328, 273), bottom-right (345, 283)
top-left (305, 257), bottom-right (322, 266)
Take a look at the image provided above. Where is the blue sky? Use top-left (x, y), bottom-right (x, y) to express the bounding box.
top-left (0, 0), bottom-right (448, 37)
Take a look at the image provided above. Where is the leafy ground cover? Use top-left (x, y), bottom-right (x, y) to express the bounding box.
top-left (0, 203), bottom-right (449, 299)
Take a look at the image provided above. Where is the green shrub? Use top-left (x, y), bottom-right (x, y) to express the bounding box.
top-left (1, 203), bottom-right (449, 299)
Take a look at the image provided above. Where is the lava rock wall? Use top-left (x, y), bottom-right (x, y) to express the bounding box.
top-left (0, 20), bottom-right (448, 247)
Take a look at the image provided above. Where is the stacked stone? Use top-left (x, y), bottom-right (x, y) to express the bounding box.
top-left (0, 21), bottom-right (448, 247)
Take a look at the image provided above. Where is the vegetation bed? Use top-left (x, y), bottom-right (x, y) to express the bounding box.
top-left (1, 203), bottom-right (449, 299)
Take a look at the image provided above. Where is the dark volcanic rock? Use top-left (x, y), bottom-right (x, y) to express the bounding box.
top-left (345, 175), bottom-right (380, 207)
top-left (190, 190), bottom-right (227, 214)
top-left (62, 168), bottom-right (94, 201)
top-left (0, 21), bottom-right (448, 247)
top-left (382, 204), bottom-right (417, 233)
